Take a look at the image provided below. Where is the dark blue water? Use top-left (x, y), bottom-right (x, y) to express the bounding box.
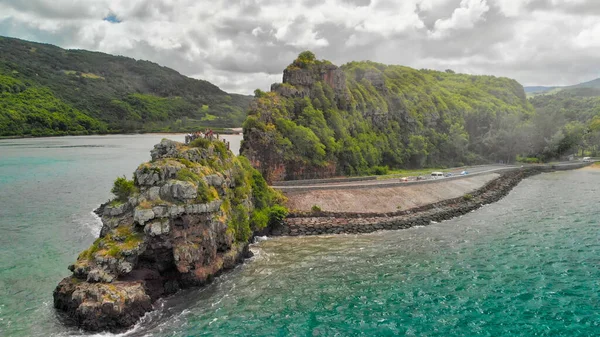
top-left (0, 136), bottom-right (598, 336)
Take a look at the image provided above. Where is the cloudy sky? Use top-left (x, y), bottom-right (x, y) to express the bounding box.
top-left (1, 0), bottom-right (599, 94)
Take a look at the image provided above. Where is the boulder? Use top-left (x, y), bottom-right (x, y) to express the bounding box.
top-left (144, 219), bottom-right (170, 236)
top-left (103, 203), bottom-right (129, 217)
top-left (150, 139), bottom-right (179, 161)
top-left (146, 186), bottom-right (161, 201)
top-left (205, 174), bottom-right (224, 187)
top-left (160, 180), bottom-right (197, 201)
top-left (53, 278), bottom-right (152, 332)
top-left (133, 208), bottom-right (155, 226)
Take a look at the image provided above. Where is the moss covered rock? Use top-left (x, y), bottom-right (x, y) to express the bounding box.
top-left (54, 138), bottom-right (286, 332)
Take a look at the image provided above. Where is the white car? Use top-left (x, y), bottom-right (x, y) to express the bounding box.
top-left (583, 157), bottom-right (591, 162)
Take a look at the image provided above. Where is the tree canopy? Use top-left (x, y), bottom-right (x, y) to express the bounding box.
top-left (243, 53), bottom-right (599, 181)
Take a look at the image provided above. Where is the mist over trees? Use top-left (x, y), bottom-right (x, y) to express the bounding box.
top-left (527, 88), bottom-right (600, 159)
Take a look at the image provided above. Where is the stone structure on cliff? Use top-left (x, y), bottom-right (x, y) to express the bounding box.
top-left (53, 139), bottom-right (285, 332)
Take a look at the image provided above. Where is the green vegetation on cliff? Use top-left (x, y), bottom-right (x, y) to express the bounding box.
top-left (242, 52), bottom-right (539, 181)
top-left (0, 36), bottom-right (251, 137)
top-left (74, 138), bottom-right (286, 278)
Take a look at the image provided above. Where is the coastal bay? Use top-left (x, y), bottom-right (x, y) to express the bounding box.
top-left (0, 135), bottom-right (598, 336)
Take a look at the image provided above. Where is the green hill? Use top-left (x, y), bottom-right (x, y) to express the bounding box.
top-left (525, 77), bottom-right (600, 97)
top-left (0, 36), bottom-right (251, 137)
top-left (242, 52), bottom-right (539, 182)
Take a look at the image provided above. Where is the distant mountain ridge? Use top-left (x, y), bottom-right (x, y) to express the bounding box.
top-left (525, 77), bottom-right (600, 96)
top-left (0, 36), bottom-right (251, 137)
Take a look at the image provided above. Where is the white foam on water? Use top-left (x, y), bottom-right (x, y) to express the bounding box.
top-left (253, 235), bottom-right (269, 243)
top-left (88, 206), bottom-right (104, 236)
top-left (62, 322), bottom-right (144, 337)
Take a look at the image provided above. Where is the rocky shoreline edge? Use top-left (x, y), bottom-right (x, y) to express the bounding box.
top-left (53, 162), bottom-right (585, 333)
top-left (53, 139), bottom-right (283, 333)
top-left (271, 166), bottom-right (575, 237)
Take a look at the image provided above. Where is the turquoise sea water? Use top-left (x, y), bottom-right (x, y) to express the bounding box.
top-left (1, 135), bottom-right (599, 336)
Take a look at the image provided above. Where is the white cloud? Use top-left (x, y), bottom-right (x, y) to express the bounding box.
top-left (430, 0), bottom-right (490, 38)
top-left (1, 0), bottom-right (600, 93)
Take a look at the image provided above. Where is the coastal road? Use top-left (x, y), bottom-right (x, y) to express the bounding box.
top-left (272, 164), bottom-right (516, 190)
top-left (272, 162), bottom-right (583, 191)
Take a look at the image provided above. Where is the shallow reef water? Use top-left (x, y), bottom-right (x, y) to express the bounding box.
top-left (1, 135), bottom-right (599, 336)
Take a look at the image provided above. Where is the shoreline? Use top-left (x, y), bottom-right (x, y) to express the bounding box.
top-left (270, 165), bottom-right (585, 237)
top-left (0, 129), bottom-right (242, 140)
top-left (67, 163), bottom-right (587, 333)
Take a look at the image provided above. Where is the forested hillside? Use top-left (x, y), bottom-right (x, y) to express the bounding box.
top-left (0, 36), bottom-right (251, 137)
top-left (529, 88), bottom-right (600, 158)
top-left (242, 52), bottom-right (590, 182)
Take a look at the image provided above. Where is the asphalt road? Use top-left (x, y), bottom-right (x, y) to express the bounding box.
top-left (274, 164), bottom-right (515, 190)
top-left (272, 161), bottom-right (591, 190)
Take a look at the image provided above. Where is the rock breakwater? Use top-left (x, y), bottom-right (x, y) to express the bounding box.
top-left (272, 167), bottom-right (559, 236)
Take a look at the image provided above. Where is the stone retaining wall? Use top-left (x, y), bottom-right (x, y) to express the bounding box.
top-left (272, 175), bottom-right (377, 187)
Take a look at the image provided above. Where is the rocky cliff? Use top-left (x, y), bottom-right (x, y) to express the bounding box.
top-left (241, 52), bottom-right (533, 183)
top-left (53, 138), bottom-right (286, 332)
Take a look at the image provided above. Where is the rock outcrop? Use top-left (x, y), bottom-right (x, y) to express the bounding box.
top-left (54, 139), bottom-right (285, 332)
top-left (275, 167), bottom-right (551, 236)
top-left (244, 56), bottom-right (351, 182)
top-left (241, 52), bottom-right (534, 183)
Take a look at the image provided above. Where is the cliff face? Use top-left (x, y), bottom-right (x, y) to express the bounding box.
top-left (241, 52), bottom-right (534, 183)
top-left (54, 139), bottom-right (285, 332)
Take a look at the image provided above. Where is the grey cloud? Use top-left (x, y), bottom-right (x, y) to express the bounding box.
top-left (122, 0), bottom-right (180, 21)
top-left (1, 0), bottom-right (600, 94)
top-left (340, 0), bottom-right (371, 6)
top-left (417, 0), bottom-right (462, 29)
top-left (0, 0), bottom-right (102, 19)
top-left (526, 0), bottom-right (600, 15)
top-left (420, 7), bottom-right (517, 59)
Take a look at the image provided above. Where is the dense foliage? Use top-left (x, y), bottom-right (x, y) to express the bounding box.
top-left (0, 36), bottom-right (251, 137)
top-left (153, 139), bottom-right (287, 243)
top-left (243, 53), bottom-right (540, 180)
top-left (528, 88), bottom-right (600, 158)
top-left (111, 176), bottom-right (137, 203)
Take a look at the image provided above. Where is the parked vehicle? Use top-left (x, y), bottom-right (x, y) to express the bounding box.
top-left (431, 171), bottom-right (444, 179)
top-left (400, 177), bottom-right (409, 182)
top-left (460, 170), bottom-right (469, 175)
top-left (445, 172), bottom-right (453, 177)
top-left (583, 157), bottom-right (591, 162)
